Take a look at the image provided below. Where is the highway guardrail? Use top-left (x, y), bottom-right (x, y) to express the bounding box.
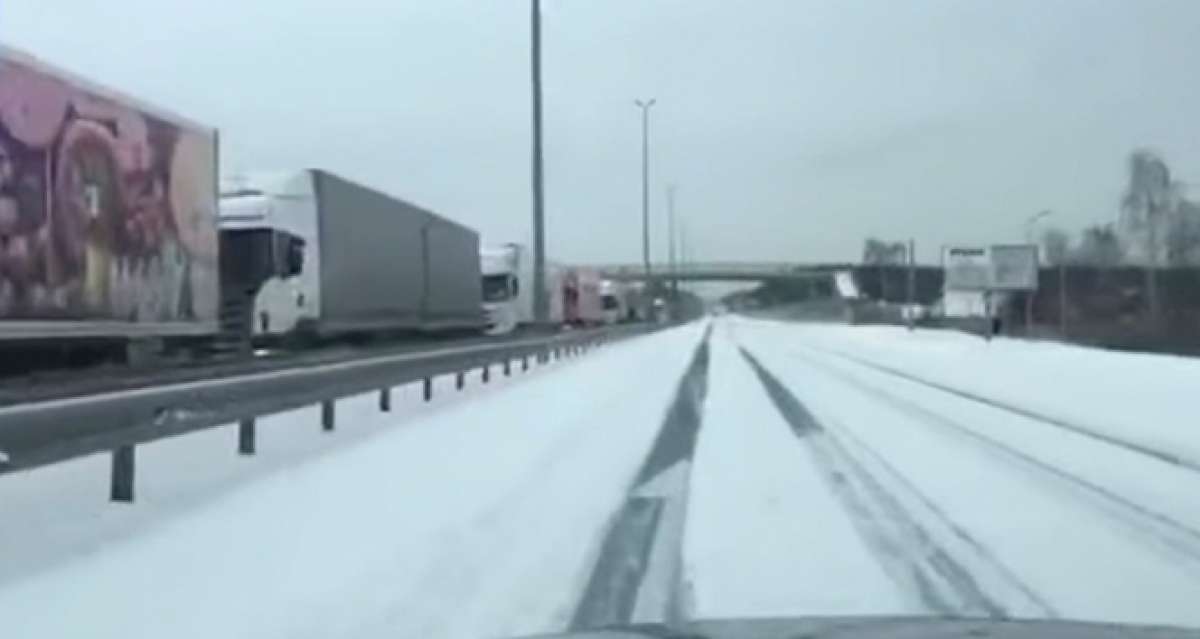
top-left (0, 324), bottom-right (655, 502)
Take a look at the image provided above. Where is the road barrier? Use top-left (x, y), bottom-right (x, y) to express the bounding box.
top-left (0, 325), bottom-right (655, 502)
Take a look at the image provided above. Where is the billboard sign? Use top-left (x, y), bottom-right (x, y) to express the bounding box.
top-left (943, 246), bottom-right (990, 291)
top-left (942, 244), bottom-right (1039, 292)
top-left (989, 244), bottom-right (1039, 290)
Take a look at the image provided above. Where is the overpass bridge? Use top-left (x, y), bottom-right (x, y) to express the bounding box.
top-left (588, 262), bottom-right (856, 283)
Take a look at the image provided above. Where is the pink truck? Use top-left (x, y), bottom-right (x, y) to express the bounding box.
top-left (562, 267), bottom-right (604, 327)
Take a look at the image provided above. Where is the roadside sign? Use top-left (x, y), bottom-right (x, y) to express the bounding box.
top-left (942, 244), bottom-right (1039, 292)
top-left (943, 246), bottom-right (990, 291)
top-left (989, 244), bottom-right (1039, 290)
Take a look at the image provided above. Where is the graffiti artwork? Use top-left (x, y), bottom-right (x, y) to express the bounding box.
top-left (0, 52), bottom-right (218, 326)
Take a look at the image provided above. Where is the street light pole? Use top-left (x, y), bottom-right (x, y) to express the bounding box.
top-left (530, 0), bottom-right (547, 322)
top-left (667, 184), bottom-right (677, 299)
top-left (1023, 210), bottom-right (1053, 335)
top-left (679, 218), bottom-right (688, 269)
top-left (635, 98), bottom-right (656, 287)
top-left (1024, 209), bottom-right (1052, 245)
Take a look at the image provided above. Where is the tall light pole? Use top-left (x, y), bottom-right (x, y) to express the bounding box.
top-left (679, 218), bottom-right (688, 298)
top-left (530, 0), bottom-right (547, 322)
top-left (635, 98), bottom-right (655, 286)
top-left (1023, 209), bottom-right (1053, 335)
top-left (667, 184), bottom-right (678, 299)
top-left (1024, 209), bottom-right (1052, 245)
top-left (679, 218), bottom-right (688, 269)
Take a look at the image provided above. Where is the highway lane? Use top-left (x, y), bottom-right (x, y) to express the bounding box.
top-left (717, 317), bottom-right (1200, 628)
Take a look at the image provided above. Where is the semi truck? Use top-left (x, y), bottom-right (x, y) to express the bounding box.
top-left (479, 242), bottom-right (563, 335)
top-left (599, 279), bottom-right (627, 324)
top-left (0, 44), bottom-right (222, 342)
top-left (563, 267), bottom-right (604, 327)
top-left (220, 169), bottom-right (486, 340)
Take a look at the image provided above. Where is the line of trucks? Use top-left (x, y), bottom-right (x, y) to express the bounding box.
top-left (0, 44), bottom-right (642, 364)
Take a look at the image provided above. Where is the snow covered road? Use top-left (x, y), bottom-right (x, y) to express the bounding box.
top-left (696, 317), bottom-right (1200, 629)
top-left (0, 324), bottom-right (708, 639)
top-left (2, 317), bottom-right (1199, 637)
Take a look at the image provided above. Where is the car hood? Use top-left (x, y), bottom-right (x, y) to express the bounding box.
top-left (518, 616), bottom-right (1198, 639)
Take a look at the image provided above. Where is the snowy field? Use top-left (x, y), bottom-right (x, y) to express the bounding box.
top-left (2, 317), bottom-right (1200, 637)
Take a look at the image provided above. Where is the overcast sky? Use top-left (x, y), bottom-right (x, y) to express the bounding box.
top-left (5, 0), bottom-right (1200, 264)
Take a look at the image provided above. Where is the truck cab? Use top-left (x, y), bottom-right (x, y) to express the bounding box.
top-left (479, 244), bottom-right (529, 335)
top-left (218, 172), bottom-right (318, 340)
top-left (599, 280), bottom-right (626, 325)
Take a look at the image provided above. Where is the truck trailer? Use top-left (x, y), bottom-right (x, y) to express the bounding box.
top-left (0, 44), bottom-right (221, 341)
top-left (563, 267), bottom-right (604, 327)
top-left (220, 169), bottom-right (485, 339)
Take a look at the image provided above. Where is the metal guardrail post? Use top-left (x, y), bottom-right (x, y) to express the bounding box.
top-left (379, 388), bottom-right (391, 412)
top-left (321, 400), bottom-right (335, 431)
top-left (503, 359), bottom-right (511, 376)
top-left (110, 445), bottom-right (135, 502)
top-left (482, 365), bottom-right (490, 384)
top-left (522, 355), bottom-right (529, 371)
top-left (238, 419), bottom-right (256, 455)
top-left (455, 372), bottom-right (465, 390)
top-left (423, 377), bottom-right (433, 402)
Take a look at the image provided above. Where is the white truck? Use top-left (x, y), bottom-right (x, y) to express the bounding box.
top-left (219, 169), bottom-right (485, 341)
top-left (479, 243), bottom-right (563, 335)
top-left (599, 280), bottom-right (627, 324)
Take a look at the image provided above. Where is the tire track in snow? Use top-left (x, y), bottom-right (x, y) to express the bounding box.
top-left (738, 347), bottom-right (1054, 619)
top-left (788, 344), bottom-right (1200, 572)
top-left (569, 325), bottom-right (711, 631)
top-left (813, 345), bottom-right (1200, 475)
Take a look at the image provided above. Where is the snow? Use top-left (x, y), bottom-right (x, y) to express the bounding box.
top-left (786, 342), bottom-right (1200, 537)
top-left (0, 323), bottom-right (707, 639)
top-left (0, 356), bottom-right (574, 586)
top-left (834, 270), bottom-right (859, 298)
top-left (730, 317), bottom-right (1200, 628)
top-left (742, 320), bottom-right (1200, 465)
top-left (630, 459), bottom-right (690, 623)
top-left (682, 326), bottom-right (908, 618)
top-left (5, 315), bottom-right (1200, 635)
top-left (940, 290), bottom-right (988, 317)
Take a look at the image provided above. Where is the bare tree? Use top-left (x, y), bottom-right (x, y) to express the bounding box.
top-left (1073, 224), bottom-right (1124, 266)
top-left (1040, 227), bottom-right (1071, 265)
top-left (862, 238), bottom-right (907, 265)
top-left (1119, 149), bottom-right (1176, 321)
top-left (1119, 149), bottom-right (1175, 265)
top-left (861, 238), bottom-right (907, 302)
top-left (1165, 197), bottom-right (1200, 266)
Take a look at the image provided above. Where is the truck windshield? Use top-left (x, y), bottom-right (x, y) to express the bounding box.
top-left (482, 274), bottom-right (511, 302)
top-left (602, 295), bottom-right (619, 310)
